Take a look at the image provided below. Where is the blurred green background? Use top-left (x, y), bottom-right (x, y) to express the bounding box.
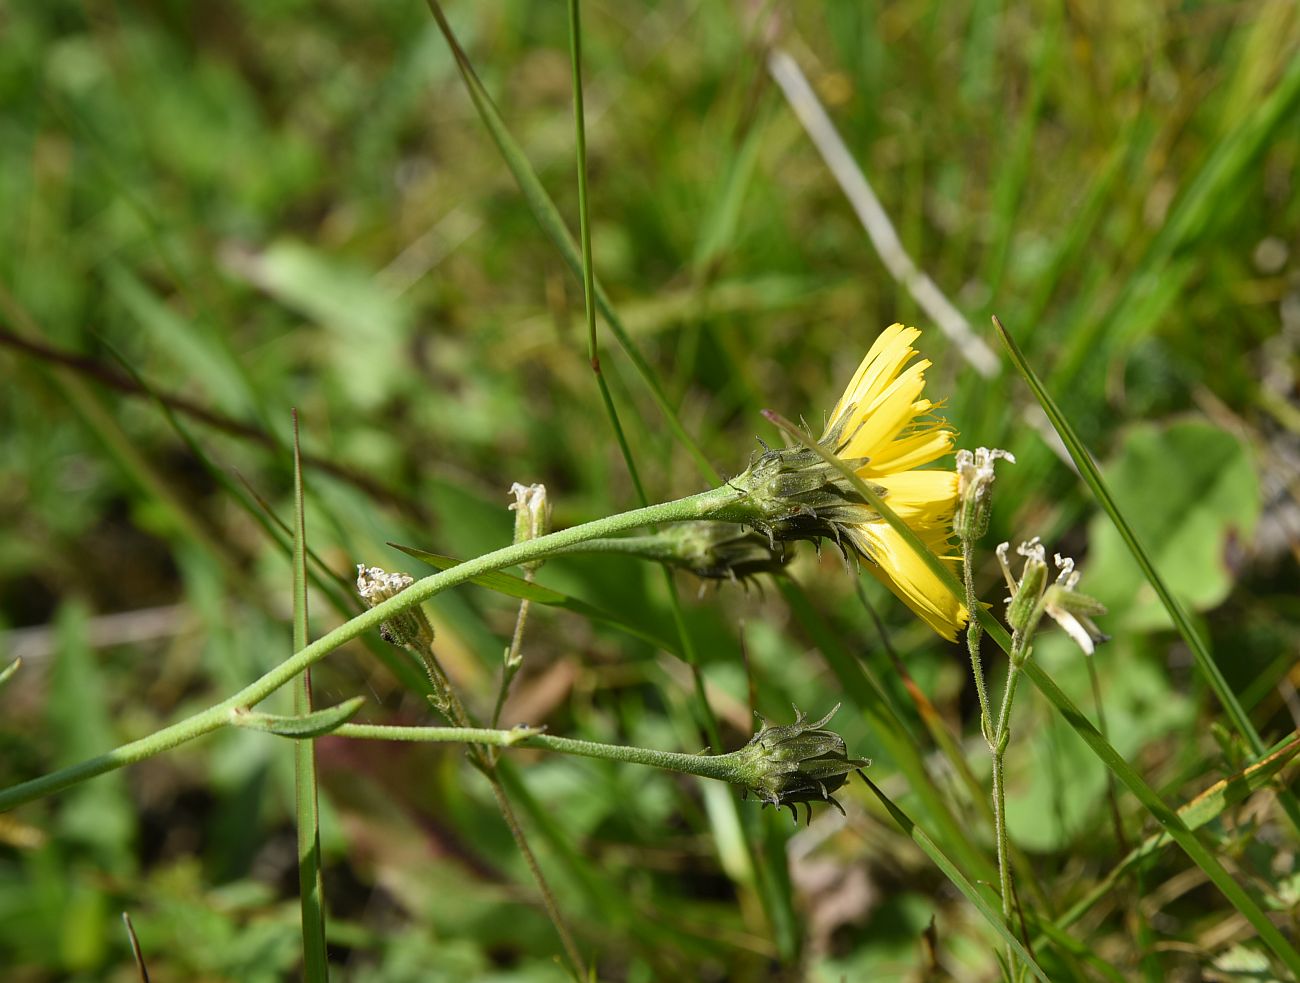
top-left (2, 0), bottom-right (1299, 980)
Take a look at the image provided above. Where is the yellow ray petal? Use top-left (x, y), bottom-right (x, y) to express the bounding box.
top-left (847, 521), bottom-right (967, 640)
top-left (836, 361), bottom-right (932, 459)
top-left (861, 425), bottom-right (955, 476)
top-left (823, 324), bottom-right (921, 437)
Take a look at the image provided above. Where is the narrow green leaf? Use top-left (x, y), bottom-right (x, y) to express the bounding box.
top-left (290, 412), bottom-right (330, 982)
top-left (423, 0), bottom-right (719, 485)
top-left (233, 697), bottom-right (367, 739)
top-left (862, 777), bottom-right (1051, 983)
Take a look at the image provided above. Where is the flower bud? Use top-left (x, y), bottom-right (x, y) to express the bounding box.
top-left (953, 447), bottom-right (1015, 541)
top-left (1043, 554), bottom-right (1108, 655)
top-left (1001, 539), bottom-right (1049, 636)
top-left (509, 482), bottom-right (551, 572)
top-left (728, 441), bottom-right (885, 556)
top-left (731, 705), bottom-right (869, 823)
top-left (663, 521), bottom-right (790, 582)
top-left (356, 564), bottom-right (435, 650)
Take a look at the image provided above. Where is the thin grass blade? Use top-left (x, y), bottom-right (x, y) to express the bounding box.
top-left (423, 0), bottom-right (719, 484)
top-left (290, 411), bottom-right (329, 982)
top-left (862, 777), bottom-right (1050, 982)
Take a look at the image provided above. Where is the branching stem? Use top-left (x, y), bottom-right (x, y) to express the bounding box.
top-left (0, 485), bottom-right (748, 812)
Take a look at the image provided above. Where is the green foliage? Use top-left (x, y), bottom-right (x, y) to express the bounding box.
top-left (2, 0), bottom-right (1299, 980)
top-left (1085, 420), bottom-right (1260, 630)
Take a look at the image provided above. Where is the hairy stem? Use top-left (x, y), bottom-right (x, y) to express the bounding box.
top-left (962, 537), bottom-right (994, 740)
top-left (330, 724), bottom-right (751, 784)
top-left (0, 485), bottom-right (746, 812)
top-left (991, 634), bottom-right (1028, 978)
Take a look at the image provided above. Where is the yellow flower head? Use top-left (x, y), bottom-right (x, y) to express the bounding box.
top-left (728, 324), bottom-right (967, 639)
top-left (821, 324), bottom-right (967, 639)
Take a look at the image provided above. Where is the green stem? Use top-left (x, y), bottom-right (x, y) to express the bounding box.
top-left (0, 485), bottom-right (746, 812)
top-left (290, 415), bottom-right (329, 982)
top-left (482, 768), bottom-right (585, 980)
top-left (961, 537), bottom-right (994, 740)
top-left (991, 634), bottom-right (1028, 977)
top-left (332, 724), bottom-right (750, 784)
top-left (492, 593), bottom-right (532, 731)
top-left (550, 535), bottom-right (689, 564)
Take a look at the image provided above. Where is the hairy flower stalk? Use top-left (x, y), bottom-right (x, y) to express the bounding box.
top-left (330, 707), bottom-right (867, 826)
top-left (728, 325), bottom-right (967, 639)
top-left (975, 535), bottom-right (1107, 976)
top-left (557, 521), bottom-right (790, 586)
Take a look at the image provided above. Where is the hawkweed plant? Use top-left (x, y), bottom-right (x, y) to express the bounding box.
top-left (729, 324), bottom-right (967, 638)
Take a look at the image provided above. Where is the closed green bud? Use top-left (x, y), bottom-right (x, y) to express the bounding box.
top-left (727, 440), bottom-right (886, 556)
top-left (732, 705), bottom-right (869, 824)
top-left (662, 521), bottom-right (790, 582)
top-left (509, 482), bottom-right (551, 572)
top-left (953, 447), bottom-right (1014, 541)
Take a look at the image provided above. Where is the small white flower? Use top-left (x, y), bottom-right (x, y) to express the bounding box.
top-left (956, 446), bottom-right (1016, 501)
top-left (995, 543), bottom-right (1107, 654)
top-left (356, 565), bottom-right (414, 604)
top-left (355, 564), bottom-right (433, 648)
top-left (1043, 554), bottom-right (1108, 656)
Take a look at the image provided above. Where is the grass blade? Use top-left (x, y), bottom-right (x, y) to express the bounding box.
top-left (290, 411), bottom-right (329, 982)
top-left (423, 0), bottom-right (719, 485)
top-left (121, 911), bottom-right (150, 983)
top-left (862, 777), bottom-right (1050, 982)
top-left (567, 0), bottom-right (647, 508)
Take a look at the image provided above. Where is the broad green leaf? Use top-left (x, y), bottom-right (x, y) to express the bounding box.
top-left (229, 240), bottom-right (412, 410)
top-left (1084, 419), bottom-right (1259, 631)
